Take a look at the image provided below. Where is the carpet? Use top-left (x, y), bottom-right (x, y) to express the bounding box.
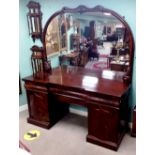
top-left (93, 61), bottom-right (108, 70)
top-left (99, 54), bottom-right (109, 58)
top-left (85, 56), bottom-right (108, 71)
top-left (19, 110), bottom-right (136, 155)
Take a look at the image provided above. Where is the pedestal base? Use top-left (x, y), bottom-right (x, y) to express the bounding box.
top-left (27, 118), bottom-right (52, 129)
top-left (87, 130), bottom-right (125, 151)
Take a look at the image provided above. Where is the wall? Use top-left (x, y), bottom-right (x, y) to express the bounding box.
top-left (19, 0), bottom-right (136, 116)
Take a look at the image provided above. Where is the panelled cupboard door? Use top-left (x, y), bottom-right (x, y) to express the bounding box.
top-left (88, 104), bottom-right (119, 143)
top-left (27, 90), bottom-right (50, 122)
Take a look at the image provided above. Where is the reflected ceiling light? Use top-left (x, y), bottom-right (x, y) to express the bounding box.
top-left (104, 12), bottom-right (111, 16)
top-left (102, 70), bottom-right (115, 79)
top-left (82, 76), bottom-right (98, 87)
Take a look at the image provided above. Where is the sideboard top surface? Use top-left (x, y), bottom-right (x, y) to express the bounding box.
top-left (23, 65), bottom-right (129, 98)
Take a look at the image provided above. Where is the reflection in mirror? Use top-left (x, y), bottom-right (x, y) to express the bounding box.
top-left (45, 11), bottom-right (130, 72)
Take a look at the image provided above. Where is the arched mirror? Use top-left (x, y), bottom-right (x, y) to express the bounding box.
top-left (43, 6), bottom-right (134, 83)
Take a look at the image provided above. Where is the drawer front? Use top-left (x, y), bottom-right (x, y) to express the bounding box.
top-left (51, 93), bottom-right (87, 107)
top-left (49, 87), bottom-right (87, 106)
top-left (25, 82), bottom-right (48, 93)
top-left (49, 87), bottom-right (120, 107)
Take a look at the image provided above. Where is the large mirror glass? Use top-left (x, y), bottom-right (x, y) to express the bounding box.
top-left (44, 6), bottom-right (134, 76)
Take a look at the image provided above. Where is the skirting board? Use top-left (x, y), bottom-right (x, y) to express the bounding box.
top-left (19, 104), bottom-right (88, 116)
top-left (19, 104), bottom-right (28, 112)
top-left (128, 122), bottom-right (133, 131)
top-left (69, 107), bottom-right (88, 117)
top-left (19, 104), bottom-right (132, 130)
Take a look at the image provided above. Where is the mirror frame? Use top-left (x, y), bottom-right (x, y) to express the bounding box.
top-left (42, 5), bottom-right (135, 83)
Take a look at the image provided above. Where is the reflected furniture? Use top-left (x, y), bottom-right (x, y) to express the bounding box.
top-left (108, 46), bottom-right (130, 71)
top-left (88, 46), bottom-right (99, 61)
top-left (110, 61), bottom-right (129, 72)
top-left (59, 51), bottom-right (80, 66)
top-left (79, 49), bottom-right (88, 66)
top-left (109, 56), bottom-right (129, 72)
top-left (107, 55), bottom-right (129, 71)
top-left (70, 34), bottom-right (80, 51)
top-left (23, 66), bottom-right (130, 151)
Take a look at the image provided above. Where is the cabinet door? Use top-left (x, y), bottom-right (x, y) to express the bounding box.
top-left (27, 90), bottom-right (50, 122)
top-left (88, 104), bottom-right (119, 143)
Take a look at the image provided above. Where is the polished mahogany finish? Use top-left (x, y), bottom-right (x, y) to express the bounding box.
top-left (23, 66), bottom-right (130, 150)
top-left (131, 106), bottom-right (136, 137)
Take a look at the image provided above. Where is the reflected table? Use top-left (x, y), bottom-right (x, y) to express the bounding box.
top-left (59, 52), bottom-right (79, 66)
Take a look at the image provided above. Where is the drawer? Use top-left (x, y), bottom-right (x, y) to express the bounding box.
top-left (50, 93), bottom-right (87, 106)
top-left (49, 87), bottom-right (87, 100)
top-left (25, 82), bottom-right (48, 93)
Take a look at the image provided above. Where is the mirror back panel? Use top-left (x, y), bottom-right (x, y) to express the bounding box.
top-left (43, 6), bottom-right (134, 82)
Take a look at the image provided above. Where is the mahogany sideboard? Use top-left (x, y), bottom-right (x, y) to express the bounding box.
top-left (131, 106), bottom-right (136, 137)
top-left (23, 65), bottom-right (130, 151)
